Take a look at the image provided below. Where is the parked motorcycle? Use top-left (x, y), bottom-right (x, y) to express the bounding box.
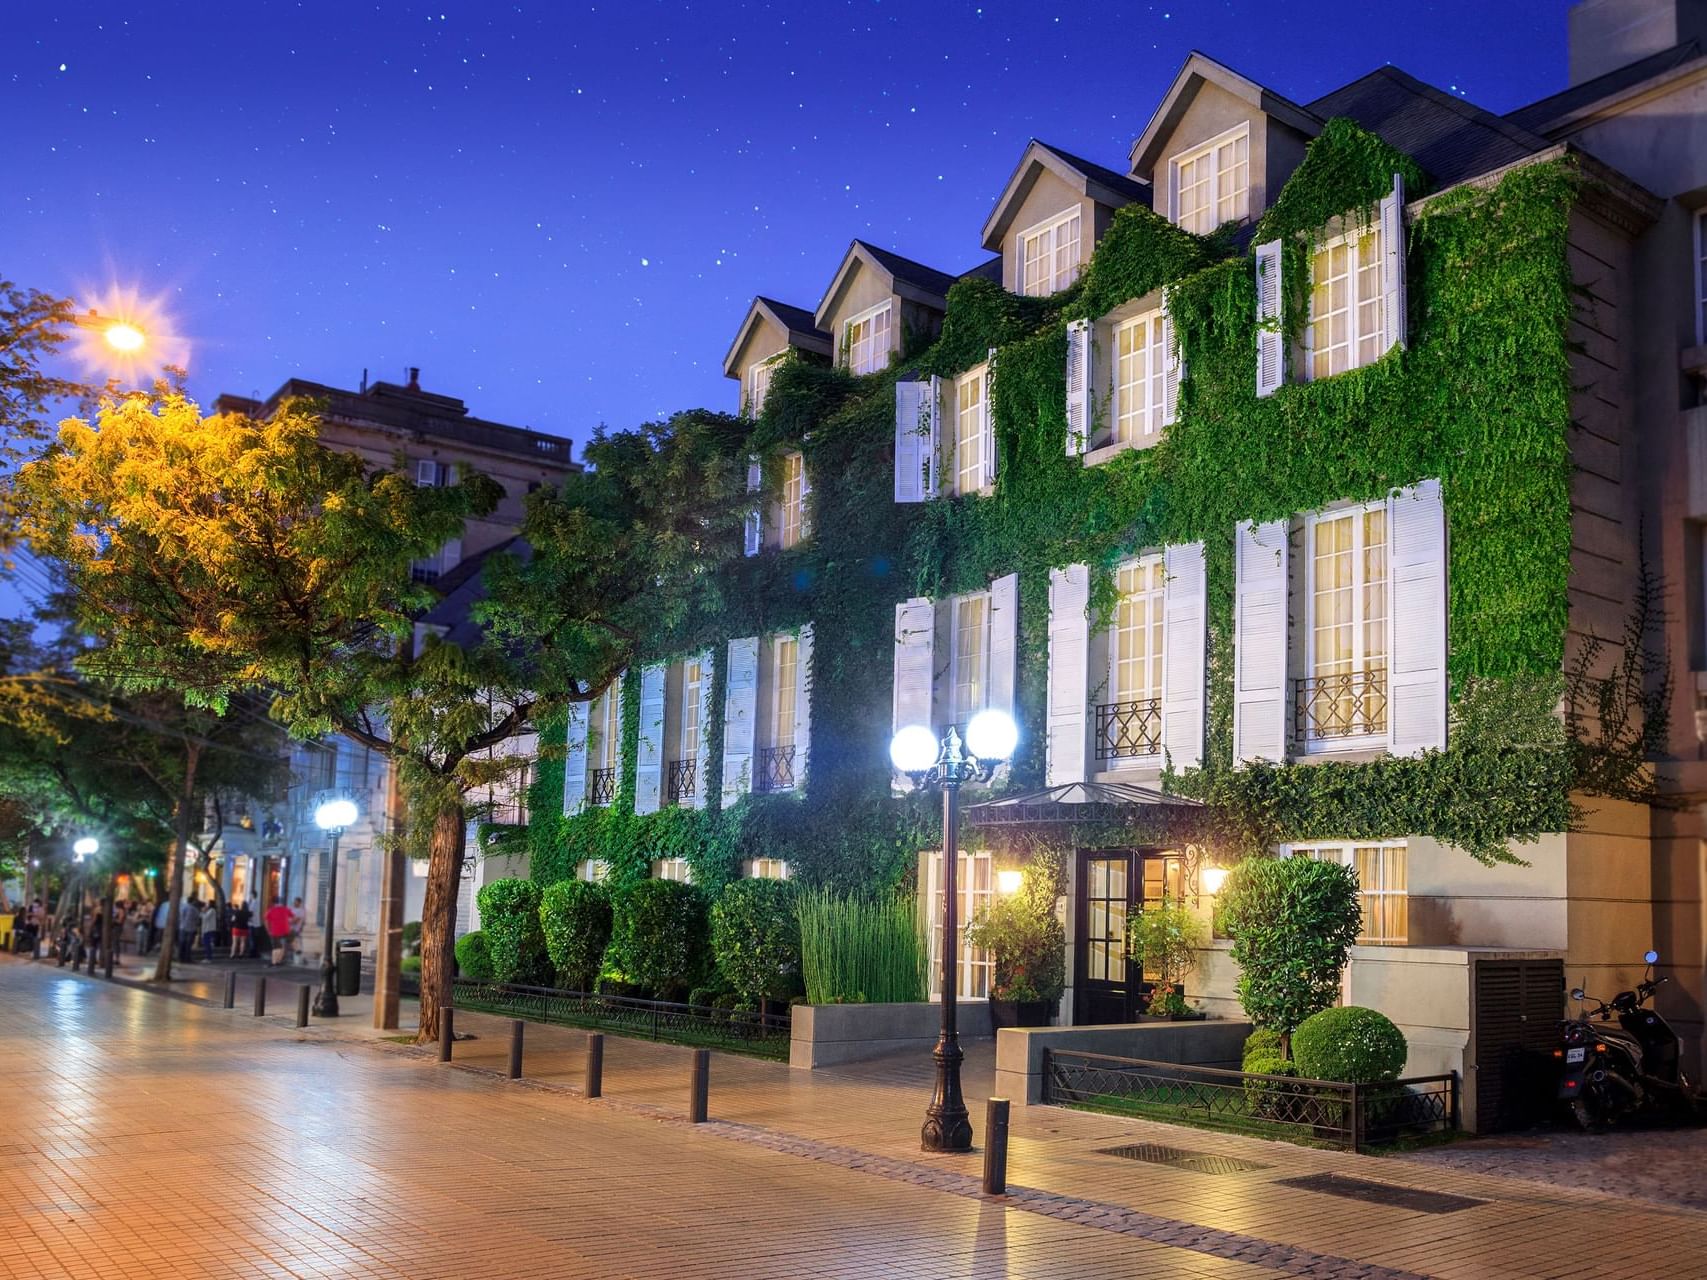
top-left (1556, 949), bottom-right (1701, 1130)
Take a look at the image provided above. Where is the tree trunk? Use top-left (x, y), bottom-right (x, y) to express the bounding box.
top-left (415, 801), bottom-right (466, 1045)
top-left (152, 739), bottom-right (202, 982)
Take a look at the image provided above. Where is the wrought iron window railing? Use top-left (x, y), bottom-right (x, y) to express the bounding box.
top-left (667, 757), bottom-right (697, 805)
top-left (487, 795), bottom-right (529, 826)
top-left (1096, 698), bottom-right (1163, 761)
top-left (754, 744), bottom-right (797, 794)
top-left (1043, 1049), bottom-right (1457, 1153)
top-left (587, 767), bottom-right (617, 807)
top-left (1294, 667), bottom-right (1387, 742)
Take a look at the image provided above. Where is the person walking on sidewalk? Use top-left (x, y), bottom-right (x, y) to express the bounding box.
top-left (152, 897), bottom-right (169, 955)
top-left (264, 900), bottom-right (293, 966)
top-left (178, 899), bottom-right (200, 963)
top-left (230, 898), bottom-right (254, 959)
top-left (289, 897), bottom-right (306, 967)
top-left (199, 899), bottom-right (219, 963)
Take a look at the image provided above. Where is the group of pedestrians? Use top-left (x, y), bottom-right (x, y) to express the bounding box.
top-left (12, 892), bottom-right (308, 968)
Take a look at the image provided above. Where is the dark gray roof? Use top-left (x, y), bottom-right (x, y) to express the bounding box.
top-left (1506, 39), bottom-right (1703, 133)
top-left (753, 296), bottom-right (828, 343)
top-left (422, 536), bottom-right (530, 647)
top-left (1036, 142), bottom-right (1153, 206)
top-left (855, 241), bottom-right (961, 300)
top-left (959, 257), bottom-right (1003, 284)
top-left (1307, 66), bottom-right (1548, 188)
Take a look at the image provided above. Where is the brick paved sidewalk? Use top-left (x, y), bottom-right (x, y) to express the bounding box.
top-left (11, 954), bottom-right (1707, 1279)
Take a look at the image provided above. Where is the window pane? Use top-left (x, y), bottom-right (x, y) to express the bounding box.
top-left (772, 636), bottom-right (798, 746)
top-left (956, 370), bottom-right (983, 492)
top-left (953, 595), bottom-right (988, 723)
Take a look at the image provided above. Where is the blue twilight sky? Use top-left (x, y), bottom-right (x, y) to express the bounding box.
top-left (3, 1), bottom-right (1567, 451)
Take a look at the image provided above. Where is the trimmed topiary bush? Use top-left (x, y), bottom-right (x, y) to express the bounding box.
top-left (1241, 1052), bottom-right (1301, 1117)
top-left (1242, 1028), bottom-right (1284, 1065)
top-left (607, 878), bottom-right (710, 1000)
top-left (476, 878), bottom-right (552, 986)
top-left (711, 878), bottom-right (802, 1006)
top-left (1219, 856), bottom-right (1362, 1041)
top-left (454, 930), bottom-right (494, 981)
top-left (540, 879), bottom-right (613, 991)
top-left (1292, 1006), bottom-right (1408, 1084)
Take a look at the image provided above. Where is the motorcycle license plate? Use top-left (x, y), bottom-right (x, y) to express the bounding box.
top-left (1566, 1047), bottom-right (1586, 1064)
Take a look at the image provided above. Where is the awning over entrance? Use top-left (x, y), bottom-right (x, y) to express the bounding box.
top-left (963, 780), bottom-right (1206, 829)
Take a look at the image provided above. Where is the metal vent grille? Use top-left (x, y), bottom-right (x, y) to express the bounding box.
top-left (1097, 1143), bottom-right (1270, 1174)
top-left (1278, 1172), bottom-right (1487, 1214)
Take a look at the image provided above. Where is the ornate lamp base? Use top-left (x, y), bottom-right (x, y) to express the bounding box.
top-left (920, 1037), bottom-right (974, 1152)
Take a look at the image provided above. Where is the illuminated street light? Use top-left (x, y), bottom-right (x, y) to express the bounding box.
top-left (311, 797), bottom-right (359, 1017)
top-left (102, 320), bottom-right (146, 352)
top-left (995, 869), bottom-right (1024, 896)
top-left (73, 836), bottom-right (99, 863)
top-left (1200, 865), bottom-right (1230, 896)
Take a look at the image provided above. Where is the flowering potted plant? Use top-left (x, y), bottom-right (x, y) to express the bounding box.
top-left (1128, 900), bottom-right (1207, 1020)
top-left (965, 893), bottom-right (1065, 1029)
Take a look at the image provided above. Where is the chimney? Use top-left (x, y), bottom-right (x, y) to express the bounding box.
top-left (1568, 0), bottom-right (1707, 86)
top-left (406, 366), bottom-right (421, 391)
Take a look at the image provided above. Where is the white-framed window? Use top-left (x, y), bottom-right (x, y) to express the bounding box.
top-left (1170, 124), bottom-right (1249, 234)
top-left (778, 450), bottom-right (807, 549)
top-left (652, 858), bottom-right (693, 883)
top-left (844, 302), bottom-right (893, 375)
top-left (954, 366), bottom-right (986, 494)
top-left (1303, 502), bottom-right (1388, 749)
top-left (1306, 223), bottom-right (1385, 380)
top-left (1695, 208), bottom-right (1707, 345)
top-left (1020, 209), bottom-right (1083, 297)
top-left (747, 858), bottom-right (790, 880)
top-left (769, 635), bottom-right (799, 750)
top-left (666, 658), bottom-right (703, 806)
top-left (1113, 310), bottom-right (1168, 444)
top-left (590, 682), bottom-right (621, 780)
top-left (747, 355), bottom-right (783, 418)
top-left (1102, 556), bottom-right (1166, 765)
top-left (926, 849), bottom-right (994, 998)
top-left (578, 859), bottom-right (610, 883)
top-left (1288, 841), bottom-right (1408, 945)
top-left (949, 592), bottom-right (991, 726)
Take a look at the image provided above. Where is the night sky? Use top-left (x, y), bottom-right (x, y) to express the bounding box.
top-left (4, 2), bottom-right (1566, 450)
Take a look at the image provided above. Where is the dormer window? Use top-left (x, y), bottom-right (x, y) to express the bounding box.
top-left (844, 302), bottom-right (893, 374)
top-left (746, 355), bottom-right (783, 417)
top-left (1170, 124), bottom-right (1249, 234)
top-left (1019, 209), bottom-right (1082, 297)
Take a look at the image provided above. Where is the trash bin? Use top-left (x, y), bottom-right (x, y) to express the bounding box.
top-left (336, 939), bottom-right (362, 996)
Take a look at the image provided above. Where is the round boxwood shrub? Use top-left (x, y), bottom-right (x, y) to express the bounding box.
top-left (1241, 1052), bottom-right (1300, 1117)
top-left (710, 878), bottom-right (801, 1006)
top-left (540, 879), bottom-right (613, 991)
top-left (607, 878), bottom-right (710, 1000)
top-left (454, 930), bottom-right (494, 981)
top-left (475, 878), bottom-right (552, 986)
top-left (1242, 1028), bottom-right (1284, 1066)
top-left (1292, 1006), bottom-right (1408, 1083)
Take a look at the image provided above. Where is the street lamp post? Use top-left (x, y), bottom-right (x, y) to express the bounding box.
top-left (890, 708), bottom-right (1018, 1154)
top-left (73, 838), bottom-right (100, 973)
top-left (311, 798), bottom-right (359, 1017)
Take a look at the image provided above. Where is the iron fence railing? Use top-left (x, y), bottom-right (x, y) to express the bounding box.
top-left (588, 767), bottom-right (617, 806)
top-left (450, 978), bottom-right (791, 1061)
top-left (754, 744), bottom-right (797, 794)
top-left (667, 758), bottom-right (698, 805)
top-left (1042, 1049), bottom-right (1456, 1152)
top-left (1095, 698), bottom-right (1163, 761)
top-left (1294, 667), bottom-right (1388, 742)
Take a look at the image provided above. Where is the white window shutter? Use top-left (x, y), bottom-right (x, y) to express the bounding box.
top-left (1046, 566), bottom-right (1091, 785)
top-left (442, 464), bottom-right (458, 486)
top-left (795, 624), bottom-right (814, 789)
top-left (1233, 518), bottom-right (1290, 765)
top-left (692, 647), bottom-right (716, 810)
top-left (893, 597), bottom-right (936, 739)
top-left (799, 454), bottom-right (813, 541)
top-left (1255, 239), bottom-right (1284, 398)
top-left (440, 536), bottom-right (462, 573)
top-left (1065, 318), bottom-right (1091, 456)
top-left (1380, 173), bottom-right (1408, 354)
top-left (744, 457), bottom-right (763, 556)
top-left (1161, 541), bottom-right (1206, 770)
top-left (561, 700), bottom-right (589, 815)
top-left (926, 375), bottom-right (942, 498)
top-left (634, 662), bottom-right (667, 814)
top-left (894, 382), bottom-right (932, 503)
top-left (987, 572), bottom-right (1019, 718)
top-left (981, 347), bottom-right (998, 488)
top-left (720, 637), bottom-right (759, 804)
top-left (1161, 305), bottom-right (1182, 427)
top-left (1387, 479), bottom-right (1446, 756)
top-left (417, 459), bottom-right (438, 486)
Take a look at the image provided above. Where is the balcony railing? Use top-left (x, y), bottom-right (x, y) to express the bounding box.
top-left (588, 767), bottom-right (617, 807)
top-left (754, 744), bottom-right (797, 794)
top-left (667, 758), bottom-right (697, 805)
top-left (1294, 667), bottom-right (1388, 742)
top-left (488, 795), bottom-right (529, 826)
top-left (1096, 698), bottom-right (1163, 762)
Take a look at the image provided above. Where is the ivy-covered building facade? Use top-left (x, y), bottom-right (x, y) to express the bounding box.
top-left (517, 7), bottom-right (1707, 1106)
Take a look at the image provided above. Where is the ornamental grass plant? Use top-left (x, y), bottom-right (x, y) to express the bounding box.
top-left (797, 890), bottom-right (928, 1005)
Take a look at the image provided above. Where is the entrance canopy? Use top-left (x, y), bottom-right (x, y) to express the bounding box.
top-left (963, 780), bottom-right (1210, 842)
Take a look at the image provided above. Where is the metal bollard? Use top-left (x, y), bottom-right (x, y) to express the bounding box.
top-left (982, 1097), bottom-right (1010, 1196)
top-left (439, 1005), bottom-right (455, 1063)
top-left (508, 1019), bottom-right (525, 1079)
top-left (295, 983), bottom-right (309, 1028)
top-left (688, 1048), bottom-right (710, 1123)
top-left (253, 976), bottom-right (267, 1017)
top-left (585, 1032), bottom-right (604, 1098)
top-left (223, 971), bottom-right (237, 1009)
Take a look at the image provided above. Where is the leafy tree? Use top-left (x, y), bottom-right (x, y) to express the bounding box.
top-left (1218, 856), bottom-right (1362, 1048)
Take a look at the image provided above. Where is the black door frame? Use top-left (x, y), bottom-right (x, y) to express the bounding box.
top-left (1073, 845), bottom-right (1188, 1025)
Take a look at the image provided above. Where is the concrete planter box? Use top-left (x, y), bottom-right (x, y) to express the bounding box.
top-left (995, 1018), bottom-right (1253, 1104)
top-left (790, 1000), bottom-right (993, 1069)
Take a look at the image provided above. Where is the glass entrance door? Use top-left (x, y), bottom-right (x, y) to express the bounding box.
top-left (1075, 851), bottom-right (1134, 1024)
